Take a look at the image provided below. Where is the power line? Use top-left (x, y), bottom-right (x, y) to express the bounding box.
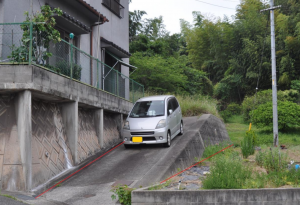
top-left (194, 0), bottom-right (236, 10)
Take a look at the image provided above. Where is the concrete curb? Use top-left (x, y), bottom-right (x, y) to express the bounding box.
top-left (131, 188), bottom-right (300, 205)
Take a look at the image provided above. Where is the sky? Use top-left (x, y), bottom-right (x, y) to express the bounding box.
top-left (129, 0), bottom-right (241, 34)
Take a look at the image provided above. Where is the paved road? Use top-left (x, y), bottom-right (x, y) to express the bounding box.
top-left (16, 117), bottom-right (198, 205)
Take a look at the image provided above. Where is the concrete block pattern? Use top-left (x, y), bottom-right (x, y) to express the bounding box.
top-left (103, 111), bottom-right (121, 148)
top-left (77, 109), bottom-right (100, 163)
top-left (31, 100), bottom-right (74, 188)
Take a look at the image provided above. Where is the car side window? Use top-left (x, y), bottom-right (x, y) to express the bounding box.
top-left (167, 99), bottom-right (173, 115)
top-left (171, 98), bottom-right (179, 110)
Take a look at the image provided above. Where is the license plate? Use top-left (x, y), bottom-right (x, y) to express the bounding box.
top-left (132, 137), bottom-right (143, 143)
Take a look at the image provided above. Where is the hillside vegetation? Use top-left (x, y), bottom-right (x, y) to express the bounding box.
top-left (130, 0), bottom-right (300, 132)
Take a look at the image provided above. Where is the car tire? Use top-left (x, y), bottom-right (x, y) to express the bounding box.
top-left (179, 121), bottom-right (183, 135)
top-left (124, 144), bottom-right (131, 149)
top-left (164, 132), bottom-right (171, 148)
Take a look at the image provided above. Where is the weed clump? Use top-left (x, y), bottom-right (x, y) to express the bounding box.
top-left (255, 147), bottom-right (288, 173)
top-left (202, 155), bottom-right (251, 189)
top-left (111, 185), bottom-right (134, 205)
top-left (241, 130), bottom-right (257, 158)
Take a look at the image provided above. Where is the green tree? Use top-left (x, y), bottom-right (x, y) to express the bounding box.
top-left (21, 5), bottom-right (62, 63)
top-left (129, 10), bottom-right (147, 42)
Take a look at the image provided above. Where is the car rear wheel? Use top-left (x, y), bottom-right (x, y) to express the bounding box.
top-left (164, 132), bottom-right (171, 147)
top-left (179, 121), bottom-right (183, 135)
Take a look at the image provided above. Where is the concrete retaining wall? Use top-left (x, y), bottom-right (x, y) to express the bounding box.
top-left (0, 65), bottom-right (132, 191)
top-left (132, 188), bottom-right (300, 205)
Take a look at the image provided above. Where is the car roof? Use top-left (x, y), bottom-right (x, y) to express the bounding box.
top-left (136, 95), bottom-right (174, 102)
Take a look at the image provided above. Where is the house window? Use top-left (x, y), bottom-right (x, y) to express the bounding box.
top-left (102, 0), bottom-right (124, 18)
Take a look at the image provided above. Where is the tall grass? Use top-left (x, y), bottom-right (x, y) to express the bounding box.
top-left (144, 92), bottom-right (219, 117)
top-left (176, 95), bottom-right (219, 117)
top-left (255, 147), bottom-right (288, 173)
top-left (202, 155), bottom-right (252, 189)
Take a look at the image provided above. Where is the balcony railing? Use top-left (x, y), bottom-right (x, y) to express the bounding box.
top-left (102, 0), bottom-right (124, 18)
top-left (0, 23), bottom-right (144, 102)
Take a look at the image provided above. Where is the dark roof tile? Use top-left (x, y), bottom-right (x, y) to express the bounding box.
top-left (101, 37), bottom-right (131, 57)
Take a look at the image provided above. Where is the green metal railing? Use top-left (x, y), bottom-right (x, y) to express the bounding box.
top-left (0, 22), bottom-right (144, 102)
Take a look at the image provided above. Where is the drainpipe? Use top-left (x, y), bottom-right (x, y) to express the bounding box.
top-left (90, 21), bottom-right (103, 87)
top-left (90, 27), bottom-right (93, 86)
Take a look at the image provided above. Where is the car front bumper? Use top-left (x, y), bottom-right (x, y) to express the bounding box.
top-left (123, 128), bottom-right (168, 144)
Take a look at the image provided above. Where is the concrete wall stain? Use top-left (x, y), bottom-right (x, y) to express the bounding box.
top-left (77, 109), bottom-right (100, 163)
top-left (103, 111), bottom-right (121, 148)
top-left (0, 95), bottom-right (26, 191)
top-left (31, 100), bottom-right (74, 188)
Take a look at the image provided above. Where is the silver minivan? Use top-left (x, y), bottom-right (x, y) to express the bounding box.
top-left (123, 95), bottom-right (183, 148)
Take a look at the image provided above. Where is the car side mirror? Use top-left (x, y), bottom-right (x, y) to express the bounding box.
top-left (169, 109), bottom-right (173, 115)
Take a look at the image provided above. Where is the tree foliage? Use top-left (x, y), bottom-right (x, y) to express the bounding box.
top-left (129, 0), bottom-right (300, 114)
top-left (128, 11), bottom-right (212, 96)
top-left (179, 0), bottom-right (300, 106)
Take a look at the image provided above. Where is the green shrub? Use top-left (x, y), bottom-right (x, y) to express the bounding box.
top-left (241, 89), bottom-right (300, 122)
top-left (111, 185), bottom-right (134, 205)
top-left (220, 110), bottom-right (232, 122)
top-left (255, 148), bottom-right (288, 173)
top-left (250, 101), bottom-right (300, 131)
top-left (241, 131), bottom-right (256, 158)
top-left (226, 103), bottom-right (241, 115)
top-left (202, 155), bottom-right (251, 189)
top-left (291, 80), bottom-right (300, 93)
top-left (220, 103), bottom-right (241, 122)
top-left (45, 60), bottom-right (82, 80)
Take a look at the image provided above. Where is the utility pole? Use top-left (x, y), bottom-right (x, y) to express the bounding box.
top-left (260, 0), bottom-right (281, 146)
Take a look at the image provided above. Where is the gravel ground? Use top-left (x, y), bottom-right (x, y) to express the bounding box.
top-left (159, 166), bottom-right (210, 190)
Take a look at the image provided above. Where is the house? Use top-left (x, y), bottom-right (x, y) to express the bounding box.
top-left (0, 0), bottom-right (135, 100)
top-left (0, 0), bottom-right (140, 192)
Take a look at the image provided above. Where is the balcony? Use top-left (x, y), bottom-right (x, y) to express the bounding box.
top-left (0, 23), bottom-right (144, 102)
top-left (102, 0), bottom-right (124, 18)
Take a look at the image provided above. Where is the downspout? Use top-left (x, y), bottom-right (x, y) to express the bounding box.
top-left (90, 27), bottom-right (93, 86)
top-left (90, 21), bottom-right (103, 87)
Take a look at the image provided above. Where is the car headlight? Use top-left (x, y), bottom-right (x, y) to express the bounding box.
top-left (156, 119), bottom-right (166, 129)
top-left (123, 121), bottom-right (130, 130)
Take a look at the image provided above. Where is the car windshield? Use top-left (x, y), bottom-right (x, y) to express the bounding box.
top-left (129, 100), bottom-right (165, 118)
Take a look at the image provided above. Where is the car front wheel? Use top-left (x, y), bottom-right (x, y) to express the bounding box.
top-left (179, 121), bottom-right (183, 135)
top-left (164, 132), bottom-right (171, 147)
